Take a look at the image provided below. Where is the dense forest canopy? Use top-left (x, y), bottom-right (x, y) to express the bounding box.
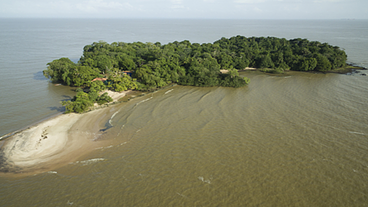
top-left (43, 35), bottom-right (347, 113)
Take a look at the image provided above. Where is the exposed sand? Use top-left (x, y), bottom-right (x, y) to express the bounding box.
top-left (220, 67), bottom-right (257, 74)
top-left (244, 67), bottom-right (257, 70)
top-left (0, 105), bottom-right (117, 174)
top-left (105, 90), bottom-right (131, 102)
top-left (93, 90), bottom-right (131, 107)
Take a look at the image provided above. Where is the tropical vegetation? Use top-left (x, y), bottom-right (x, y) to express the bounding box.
top-left (43, 35), bottom-right (347, 113)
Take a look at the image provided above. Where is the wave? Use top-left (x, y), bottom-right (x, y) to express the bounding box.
top-left (106, 95), bottom-right (154, 132)
top-left (197, 90), bottom-right (212, 103)
top-left (73, 158), bottom-right (105, 166)
top-left (109, 110), bottom-right (121, 127)
top-left (198, 176), bottom-right (211, 184)
top-left (349, 131), bottom-right (365, 135)
top-left (135, 97), bottom-right (153, 107)
top-left (165, 89), bottom-right (174, 94)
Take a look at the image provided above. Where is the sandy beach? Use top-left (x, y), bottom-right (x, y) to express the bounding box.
top-left (0, 90), bottom-right (129, 174)
top-left (220, 67), bottom-right (257, 74)
top-left (105, 90), bottom-right (131, 101)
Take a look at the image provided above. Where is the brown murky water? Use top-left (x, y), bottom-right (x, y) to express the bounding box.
top-left (1, 71), bottom-right (368, 206)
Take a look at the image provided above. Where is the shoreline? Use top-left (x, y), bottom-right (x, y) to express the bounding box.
top-left (0, 90), bottom-right (131, 141)
top-left (0, 105), bottom-right (121, 175)
top-left (238, 64), bottom-right (367, 75)
top-left (0, 113), bottom-right (64, 142)
top-left (0, 86), bottom-right (174, 175)
top-left (1, 64), bottom-right (364, 175)
top-left (0, 90), bottom-right (132, 175)
top-left (0, 113), bottom-right (81, 170)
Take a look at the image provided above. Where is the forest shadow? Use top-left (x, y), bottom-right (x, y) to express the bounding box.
top-left (48, 106), bottom-right (65, 112)
top-left (33, 71), bottom-right (48, 81)
top-left (61, 95), bottom-right (73, 102)
top-left (47, 95), bottom-right (71, 112)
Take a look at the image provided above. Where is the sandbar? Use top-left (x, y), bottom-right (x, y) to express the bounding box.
top-left (0, 90), bottom-right (129, 174)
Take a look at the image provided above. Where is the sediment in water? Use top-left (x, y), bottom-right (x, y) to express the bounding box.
top-left (0, 85), bottom-right (177, 175)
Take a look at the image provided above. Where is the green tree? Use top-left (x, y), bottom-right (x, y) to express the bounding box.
top-left (228, 68), bottom-right (239, 78)
top-left (61, 91), bottom-right (93, 113)
top-left (43, 58), bottom-right (76, 85)
top-left (71, 66), bottom-right (101, 87)
top-left (256, 54), bottom-right (274, 68)
top-left (96, 92), bottom-right (113, 105)
top-left (315, 54), bottom-right (332, 71)
top-left (90, 80), bottom-right (107, 92)
top-left (108, 74), bottom-right (138, 92)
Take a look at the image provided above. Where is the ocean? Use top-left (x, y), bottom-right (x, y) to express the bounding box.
top-left (0, 19), bottom-right (367, 206)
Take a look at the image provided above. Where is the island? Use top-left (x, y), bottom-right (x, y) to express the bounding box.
top-left (43, 35), bottom-right (348, 113)
top-left (0, 36), bottom-right (356, 174)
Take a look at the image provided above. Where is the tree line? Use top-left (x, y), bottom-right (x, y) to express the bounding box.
top-left (43, 35), bottom-right (347, 112)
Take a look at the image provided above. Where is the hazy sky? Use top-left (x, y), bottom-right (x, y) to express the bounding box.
top-left (1, 0), bottom-right (367, 19)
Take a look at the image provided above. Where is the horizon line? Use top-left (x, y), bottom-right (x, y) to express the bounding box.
top-left (0, 17), bottom-right (367, 20)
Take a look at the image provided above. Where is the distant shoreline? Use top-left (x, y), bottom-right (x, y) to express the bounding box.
top-left (237, 63), bottom-right (367, 75)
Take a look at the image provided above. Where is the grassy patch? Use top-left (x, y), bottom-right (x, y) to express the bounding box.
top-left (329, 64), bottom-right (366, 74)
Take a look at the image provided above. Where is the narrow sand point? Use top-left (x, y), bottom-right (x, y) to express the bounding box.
top-left (93, 90), bottom-right (131, 107)
top-left (0, 106), bottom-right (118, 175)
top-left (105, 90), bottom-right (131, 101)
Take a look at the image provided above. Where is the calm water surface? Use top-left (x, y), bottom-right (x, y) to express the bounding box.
top-left (0, 19), bottom-right (368, 206)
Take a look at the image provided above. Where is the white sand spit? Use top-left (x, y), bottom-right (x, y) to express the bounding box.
top-left (1, 107), bottom-right (114, 173)
top-left (2, 114), bottom-right (80, 168)
top-left (104, 90), bottom-right (131, 102)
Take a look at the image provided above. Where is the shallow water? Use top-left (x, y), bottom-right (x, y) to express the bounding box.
top-left (1, 19), bottom-right (368, 206)
top-left (2, 71), bottom-right (368, 206)
top-left (0, 19), bottom-right (367, 138)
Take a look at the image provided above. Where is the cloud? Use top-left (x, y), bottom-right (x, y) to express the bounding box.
top-left (0, 0), bottom-right (367, 19)
top-left (171, 5), bottom-right (186, 9)
top-left (313, 0), bottom-right (344, 2)
top-left (75, 0), bottom-right (134, 13)
top-left (234, 0), bottom-right (266, 3)
top-left (0, 0), bottom-right (139, 17)
top-left (170, 0), bottom-right (183, 3)
top-left (253, 7), bottom-right (263, 12)
top-left (169, 0), bottom-right (187, 10)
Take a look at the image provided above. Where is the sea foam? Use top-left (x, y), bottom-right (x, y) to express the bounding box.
top-left (74, 158), bottom-right (105, 166)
